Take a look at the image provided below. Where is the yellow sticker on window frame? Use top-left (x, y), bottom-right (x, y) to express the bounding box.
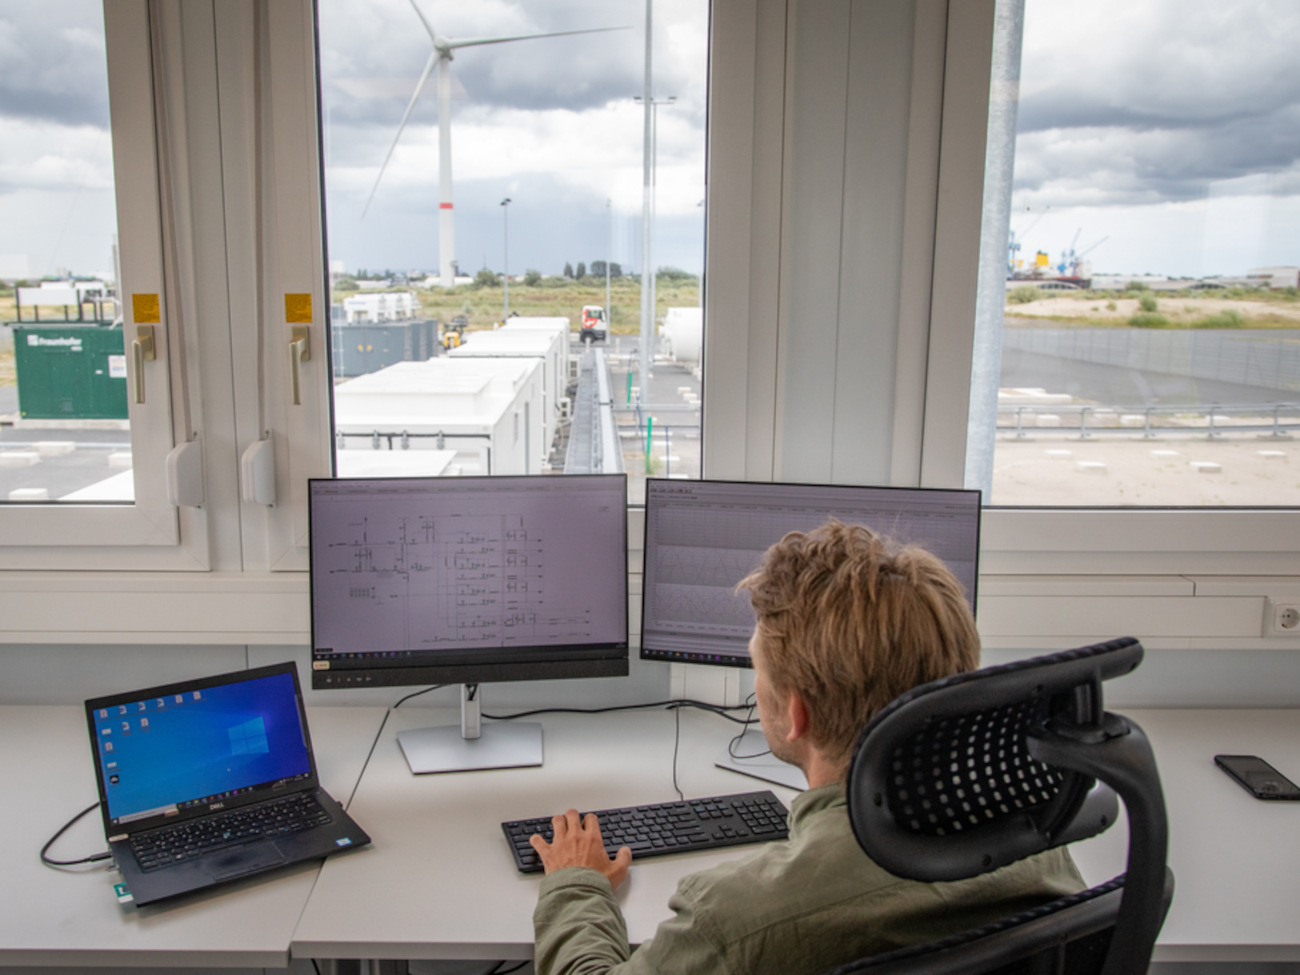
top-left (285, 293), bottom-right (313, 324)
top-left (132, 293), bottom-right (161, 324)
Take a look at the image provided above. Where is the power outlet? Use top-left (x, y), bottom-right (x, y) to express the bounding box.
top-left (1265, 599), bottom-right (1300, 635)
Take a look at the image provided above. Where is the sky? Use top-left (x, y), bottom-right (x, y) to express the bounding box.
top-left (317, 0), bottom-right (708, 279)
top-left (0, 0), bottom-right (1296, 282)
top-left (1008, 0), bottom-right (1300, 278)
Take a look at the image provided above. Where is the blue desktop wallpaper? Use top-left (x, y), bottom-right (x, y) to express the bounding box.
top-left (92, 671), bottom-right (311, 822)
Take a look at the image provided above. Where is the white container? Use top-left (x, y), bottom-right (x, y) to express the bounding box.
top-left (333, 358), bottom-right (545, 475)
top-left (449, 328), bottom-right (565, 454)
top-left (661, 307), bottom-right (703, 364)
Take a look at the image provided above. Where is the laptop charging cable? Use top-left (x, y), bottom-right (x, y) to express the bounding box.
top-left (40, 801), bottom-right (112, 867)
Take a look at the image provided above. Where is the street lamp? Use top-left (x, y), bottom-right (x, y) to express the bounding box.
top-left (500, 197), bottom-right (512, 320)
top-left (605, 198), bottom-right (612, 340)
top-left (634, 93), bottom-right (675, 396)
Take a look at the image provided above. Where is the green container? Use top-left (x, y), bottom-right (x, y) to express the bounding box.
top-left (13, 324), bottom-right (129, 420)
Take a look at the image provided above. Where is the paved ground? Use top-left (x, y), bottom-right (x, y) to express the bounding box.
top-left (605, 334), bottom-right (702, 504)
top-left (990, 430), bottom-right (1298, 506)
top-left (0, 425), bottom-right (133, 500)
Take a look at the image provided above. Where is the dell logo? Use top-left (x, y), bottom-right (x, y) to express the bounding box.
top-left (210, 802), bottom-right (225, 810)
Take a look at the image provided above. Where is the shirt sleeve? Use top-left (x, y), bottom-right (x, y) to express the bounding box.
top-left (533, 868), bottom-right (730, 975)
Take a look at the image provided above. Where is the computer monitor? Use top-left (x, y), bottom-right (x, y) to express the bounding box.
top-left (309, 474), bottom-right (628, 773)
top-left (640, 479), bottom-right (981, 669)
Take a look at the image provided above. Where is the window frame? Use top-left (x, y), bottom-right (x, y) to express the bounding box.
top-left (0, 0), bottom-right (210, 571)
top-left (0, 0), bottom-right (1296, 650)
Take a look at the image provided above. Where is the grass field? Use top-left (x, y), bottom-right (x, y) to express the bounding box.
top-left (341, 277), bottom-right (700, 334)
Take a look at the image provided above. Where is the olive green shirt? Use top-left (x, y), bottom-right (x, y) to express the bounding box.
top-left (533, 783), bottom-right (1085, 975)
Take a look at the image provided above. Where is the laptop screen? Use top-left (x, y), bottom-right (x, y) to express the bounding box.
top-left (89, 669), bottom-right (313, 826)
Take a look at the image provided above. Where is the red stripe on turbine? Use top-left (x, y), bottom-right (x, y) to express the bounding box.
top-left (439, 203), bottom-right (454, 209)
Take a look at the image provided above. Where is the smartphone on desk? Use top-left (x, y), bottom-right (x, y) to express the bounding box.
top-left (1214, 754), bottom-right (1300, 800)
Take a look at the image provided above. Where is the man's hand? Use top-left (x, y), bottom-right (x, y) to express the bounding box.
top-left (529, 809), bottom-right (633, 891)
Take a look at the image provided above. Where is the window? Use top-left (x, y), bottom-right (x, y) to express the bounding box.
top-left (970, 0), bottom-right (1300, 509)
top-left (0, 1), bottom-right (126, 503)
top-left (315, 0), bottom-right (708, 502)
top-left (0, 0), bottom-right (200, 569)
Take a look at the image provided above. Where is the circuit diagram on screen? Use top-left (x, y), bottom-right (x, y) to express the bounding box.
top-left (316, 512), bottom-right (592, 650)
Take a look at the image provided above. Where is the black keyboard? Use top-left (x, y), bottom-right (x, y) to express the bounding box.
top-left (502, 790), bottom-right (790, 873)
top-left (129, 792), bottom-right (332, 872)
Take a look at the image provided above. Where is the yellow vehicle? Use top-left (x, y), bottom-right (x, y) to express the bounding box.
top-left (441, 315), bottom-right (467, 350)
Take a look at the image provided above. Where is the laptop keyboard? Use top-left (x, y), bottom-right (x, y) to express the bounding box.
top-left (129, 793), bottom-right (332, 872)
top-left (502, 790), bottom-right (790, 873)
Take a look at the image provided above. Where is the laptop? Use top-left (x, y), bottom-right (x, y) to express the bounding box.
top-left (84, 661), bottom-right (370, 906)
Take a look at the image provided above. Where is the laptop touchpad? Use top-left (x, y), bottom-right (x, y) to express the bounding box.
top-left (206, 841), bottom-right (287, 881)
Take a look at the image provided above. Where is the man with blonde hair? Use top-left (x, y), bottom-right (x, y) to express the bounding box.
top-left (530, 519), bottom-right (1083, 975)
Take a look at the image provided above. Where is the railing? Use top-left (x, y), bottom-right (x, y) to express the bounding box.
top-left (1000, 402), bottom-right (1300, 439)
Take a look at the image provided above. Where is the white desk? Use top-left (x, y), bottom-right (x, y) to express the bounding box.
top-left (292, 705), bottom-right (801, 962)
top-left (0, 705), bottom-right (386, 968)
top-left (7, 703), bottom-right (1300, 967)
top-left (1070, 708), bottom-right (1300, 964)
top-left (296, 706), bottom-right (1300, 966)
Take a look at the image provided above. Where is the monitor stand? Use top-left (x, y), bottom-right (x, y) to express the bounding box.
top-left (397, 684), bottom-right (543, 775)
top-left (715, 728), bottom-right (808, 791)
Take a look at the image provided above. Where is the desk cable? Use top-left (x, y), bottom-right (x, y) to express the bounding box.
top-left (484, 697), bottom-right (762, 802)
top-left (40, 800), bottom-right (112, 868)
top-left (374, 686), bottom-right (763, 803)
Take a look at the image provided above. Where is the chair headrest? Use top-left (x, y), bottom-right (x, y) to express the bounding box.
top-left (845, 637), bottom-right (1142, 882)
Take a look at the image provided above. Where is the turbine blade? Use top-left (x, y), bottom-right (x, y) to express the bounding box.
top-left (362, 50), bottom-right (440, 219)
top-left (408, 0), bottom-right (438, 43)
top-left (444, 25), bottom-right (629, 52)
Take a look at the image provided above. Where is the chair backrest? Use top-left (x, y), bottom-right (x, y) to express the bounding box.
top-left (837, 637), bottom-right (1172, 975)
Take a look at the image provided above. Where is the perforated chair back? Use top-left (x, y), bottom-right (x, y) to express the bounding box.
top-left (835, 637), bottom-right (1172, 975)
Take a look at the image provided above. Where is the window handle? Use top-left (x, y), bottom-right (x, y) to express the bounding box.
top-left (132, 325), bottom-right (156, 404)
top-left (290, 324), bottom-right (311, 405)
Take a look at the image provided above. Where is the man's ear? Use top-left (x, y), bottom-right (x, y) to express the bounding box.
top-left (786, 690), bottom-right (811, 741)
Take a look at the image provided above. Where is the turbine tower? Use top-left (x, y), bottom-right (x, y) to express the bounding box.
top-left (364, 1), bottom-right (624, 288)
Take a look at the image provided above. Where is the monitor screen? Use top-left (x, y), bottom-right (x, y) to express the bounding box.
top-left (640, 479), bottom-right (981, 668)
top-left (309, 474), bottom-right (629, 688)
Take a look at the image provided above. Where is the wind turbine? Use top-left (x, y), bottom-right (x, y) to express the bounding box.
top-left (363, 1), bottom-right (626, 288)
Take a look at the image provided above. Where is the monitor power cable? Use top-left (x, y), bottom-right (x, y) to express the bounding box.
top-left (40, 800), bottom-right (112, 868)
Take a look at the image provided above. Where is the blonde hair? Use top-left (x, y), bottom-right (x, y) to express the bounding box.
top-left (737, 519), bottom-right (980, 773)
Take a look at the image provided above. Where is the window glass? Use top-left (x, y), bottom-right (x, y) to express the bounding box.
top-left (316, 0), bottom-right (708, 502)
top-left (0, 0), bottom-right (129, 504)
top-left (972, 0), bottom-right (1300, 507)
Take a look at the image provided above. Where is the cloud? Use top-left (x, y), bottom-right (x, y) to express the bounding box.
top-left (0, 0), bottom-right (111, 128)
top-left (1012, 0), bottom-right (1300, 210)
top-left (319, 0), bottom-right (708, 274)
top-left (318, 0), bottom-right (704, 120)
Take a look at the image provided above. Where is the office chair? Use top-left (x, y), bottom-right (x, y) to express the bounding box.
top-left (830, 637), bottom-right (1173, 975)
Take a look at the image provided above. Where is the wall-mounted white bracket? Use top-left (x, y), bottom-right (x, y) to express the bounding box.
top-left (240, 435), bottom-right (276, 506)
top-left (165, 439), bottom-right (204, 507)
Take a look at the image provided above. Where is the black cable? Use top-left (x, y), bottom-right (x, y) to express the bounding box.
top-left (393, 684), bottom-right (447, 708)
top-left (670, 701), bottom-right (685, 801)
top-left (727, 693), bottom-right (770, 760)
top-left (40, 800), bottom-right (112, 867)
top-left (311, 960), bottom-right (323, 975)
top-left (491, 961), bottom-right (530, 974)
top-left (484, 698), bottom-right (755, 722)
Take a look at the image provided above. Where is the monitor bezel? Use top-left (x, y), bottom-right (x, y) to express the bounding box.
top-left (638, 478), bottom-right (982, 670)
top-left (308, 474), bottom-right (630, 690)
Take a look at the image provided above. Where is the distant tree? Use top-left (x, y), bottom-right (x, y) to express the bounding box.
top-left (563, 262), bottom-right (574, 279)
top-left (524, 269), bottom-right (542, 286)
top-left (1138, 293), bottom-right (1159, 313)
top-left (474, 268), bottom-right (500, 289)
top-left (575, 261), bottom-right (586, 279)
top-left (590, 260), bottom-right (607, 278)
top-left (333, 276), bottom-right (359, 293)
top-left (609, 262), bottom-right (623, 278)
top-left (657, 266), bottom-right (697, 283)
